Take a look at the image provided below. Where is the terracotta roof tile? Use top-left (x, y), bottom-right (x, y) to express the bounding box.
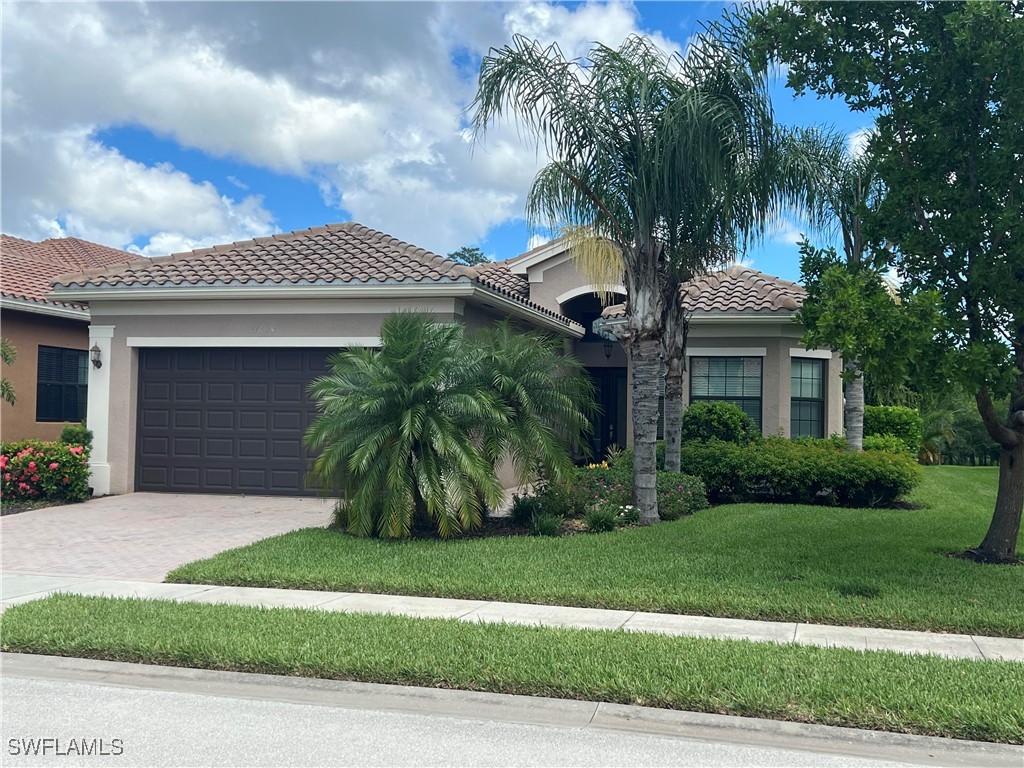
top-left (51, 222), bottom-right (575, 330)
top-left (602, 265), bottom-right (806, 318)
top-left (1, 234), bottom-right (136, 310)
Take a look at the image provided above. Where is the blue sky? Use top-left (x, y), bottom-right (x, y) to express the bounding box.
top-left (2, 1), bottom-right (872, 283)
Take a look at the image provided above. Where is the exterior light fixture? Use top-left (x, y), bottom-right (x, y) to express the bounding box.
top-left (90, 344), bottom-right (102, 369)
top-left (603, 339), bottom-right (614, 359)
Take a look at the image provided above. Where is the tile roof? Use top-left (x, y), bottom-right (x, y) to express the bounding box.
top-left (1, 235), bottom-right (136, 311)
top-left (475, 261), bottom-right (530, 298)
top-left (602, 265), bottom-right (806, 318)
top-left (53, 222), bottom-right (574, 329)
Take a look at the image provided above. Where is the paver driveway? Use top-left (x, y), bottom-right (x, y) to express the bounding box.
top-left (0, 493), bottom-right (331, 581)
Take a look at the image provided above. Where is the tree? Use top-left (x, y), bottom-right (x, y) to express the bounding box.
top-left (796, 239), bottom-right (941, 446)
top-left (304, 312), bottom-right (592, 539)
top-left (750, 1), bottom-right (1024, 562)
top-left (448, 246), bottom-right (490, 267)
top-left (472, 34), bottom-right (784, 522)
top-left (1, 338), bottom-right (16, 406)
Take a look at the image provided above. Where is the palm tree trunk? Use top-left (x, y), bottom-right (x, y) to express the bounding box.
top-left (663, 367), bottom-right (683, 472)
top-left (844, 360), bottom-right (864, 452)
top-left (630, 335), bottom-right (661, 525)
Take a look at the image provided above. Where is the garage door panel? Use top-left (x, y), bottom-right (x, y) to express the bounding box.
top-left (136, 347), bottom-right (333, 496)
top-left (207, 382), bottom-right (235, 401)
top-left (239, 411), bottom-right (268, 430)
top-left (206, 410), bottom-right (234, 430)
top-left (174, 382), bottom-right (203, 401)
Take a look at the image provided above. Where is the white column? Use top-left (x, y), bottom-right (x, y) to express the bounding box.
top-left (87, 325), bottom-right (115, 496)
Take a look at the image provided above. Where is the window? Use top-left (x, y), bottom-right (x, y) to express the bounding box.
top-left (791, 358), bottom-right (825, 438)
top-left (689, 356), bottom-right (762, 429)
top-left (36, 346), bottom-right (88, 422)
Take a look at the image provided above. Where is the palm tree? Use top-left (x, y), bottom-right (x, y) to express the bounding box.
top-left (1, 337), bottom-right (16, 406)
top-left (304, 312), bottom-right (593, 539)
top-left (800, 136), bottom-right (885, 452)
top-left (472, 34), bottom-right (782, 523)
top-left (660, 125), bottom-right (835, 471)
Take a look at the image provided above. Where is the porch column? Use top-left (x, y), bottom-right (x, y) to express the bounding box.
top-left (87, 325), bottom-right (115, 496)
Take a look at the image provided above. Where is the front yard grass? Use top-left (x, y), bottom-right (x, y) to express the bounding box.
top-left (167, 466), bottom-right (1024, 637)
top-left (2, 594), bottom-right (1021, 743)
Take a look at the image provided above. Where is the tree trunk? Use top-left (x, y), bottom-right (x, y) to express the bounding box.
top-left (971, 388), bottom-right (1024, 563)
top-left (844, 360), bottom-right (865, 452)
top-left (663, 370), bottom-right (683, 472)
top-left (973, 440), bottom-right (1024, 563)
top-left (630, 336), bottom-right (661, 525)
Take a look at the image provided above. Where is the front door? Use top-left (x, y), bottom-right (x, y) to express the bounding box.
top-left (585, 367), bottom-right (627, 461)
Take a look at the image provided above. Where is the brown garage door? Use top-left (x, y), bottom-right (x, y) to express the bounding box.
top-left (136, 348), bottom-right (334, 495)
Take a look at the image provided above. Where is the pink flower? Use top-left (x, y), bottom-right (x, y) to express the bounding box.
top-left (69, 446), bottom-right (84, 455)
top-left (49, 462), bottom-right (59, 470)
top-left (30, 474), bottom-right (40, 482)
top-left (3, 473), bottom-right (10, 481)
top-left (17, 482), bottom-right (29, 491)
top-left (0, 455), bottom-right (7, 469)
top-left (27, 461), bottom-right (36, 471)
top-left (62, 476), bottom-right (69, 484)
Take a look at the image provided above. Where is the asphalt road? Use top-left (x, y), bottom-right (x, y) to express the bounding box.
top-left (0, 676), bottom-right (910, 768)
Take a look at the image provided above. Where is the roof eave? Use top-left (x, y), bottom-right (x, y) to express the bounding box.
top-left (0, 295), bottom-right (90, 321)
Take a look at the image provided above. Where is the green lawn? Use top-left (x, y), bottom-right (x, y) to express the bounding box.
top-left (3, 594), bottom-right (1022, 743)
top-left (168, 466), bottom-right (1024, 636)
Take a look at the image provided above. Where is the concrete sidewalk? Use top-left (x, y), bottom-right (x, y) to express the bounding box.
top-left (2, 572), bottom-right (1021, 662)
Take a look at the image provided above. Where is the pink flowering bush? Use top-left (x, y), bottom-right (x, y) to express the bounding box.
top-left (574, 464), bottom-right (708, 524)
top-left (1, 439), bottom-right (91, 503)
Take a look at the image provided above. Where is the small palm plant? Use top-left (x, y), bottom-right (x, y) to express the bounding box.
top-left (304, 313), bottom-right (593, 539)
top-left (1, 337), bottom-right (16, 406)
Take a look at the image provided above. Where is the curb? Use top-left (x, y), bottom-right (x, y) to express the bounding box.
top-left (3, 653), bottom-right (1021, 768)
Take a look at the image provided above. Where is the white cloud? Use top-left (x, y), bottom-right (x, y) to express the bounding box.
top-left (1, 1), bottom-right (685, 256)
top-left (1, 129), bottom-right (275, 254)
top-left (527, 234), bottom-right (552, 250)
top-left (768, 217), bottom-right (805, 246)
top-left (847, 127), bottom-right (874, 159)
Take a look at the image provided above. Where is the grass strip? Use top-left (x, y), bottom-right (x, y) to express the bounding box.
top-left (2, 594), bottom-right (1022, 743)
top-left (167, 467), bottom-right (1024, 637)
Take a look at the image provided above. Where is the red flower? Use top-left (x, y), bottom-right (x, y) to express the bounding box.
top-left (27, 461), bottom-right (36, 471)
top-left (49, 462), bottom-right (59, 470)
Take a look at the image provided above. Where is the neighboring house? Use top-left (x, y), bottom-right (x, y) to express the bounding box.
top-left (48, 222), bottom-right (841, 498)
top-left (0, 235), bottom-right (137, 442)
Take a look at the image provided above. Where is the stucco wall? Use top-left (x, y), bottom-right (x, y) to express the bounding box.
top-left (0, 308), bottom-right (89, 442)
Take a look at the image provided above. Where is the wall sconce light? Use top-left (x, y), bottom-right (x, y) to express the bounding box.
top-left (90, 344), bottom-right (102, 369)
top-left (603, 339), bottom-right (614, 360)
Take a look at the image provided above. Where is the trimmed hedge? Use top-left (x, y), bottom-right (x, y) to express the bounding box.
top-left (679, 438), bottom-right (921, 507)
top-left (1, 439), bottom-right (91, 503)
top-left (864, 406), bottom-right (923, 453)
top-left (680, 401), bottom-right (760, 445)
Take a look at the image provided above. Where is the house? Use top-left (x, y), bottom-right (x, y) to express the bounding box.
top-left (47, 222), bottom-right (841, 498)
top-left (0, 235), bottom-right (136, 441)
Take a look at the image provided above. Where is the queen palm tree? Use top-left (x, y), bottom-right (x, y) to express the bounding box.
top-left (304, 312), bottom-right (592, 539)
top-left (472, 34), bottom-right (781, 523)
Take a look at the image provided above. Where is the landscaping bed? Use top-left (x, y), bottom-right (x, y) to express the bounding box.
top-left (167, 467), bottom-right (1024, 637)
top-left (3, 594), bottom-right (1021, 743)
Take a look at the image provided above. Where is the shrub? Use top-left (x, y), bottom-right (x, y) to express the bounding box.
top-left (679, 439), bottom-right (921, 507)
top-left (863, 434), bottom-right (914, 455)
top-left (864, 406), bottom-right (923, 453)
top-left (657, 472), bottom-right (710, 520)
top-left (574, 465), bottom-right (631, 510)
top-left (59, 422), bottom-right (93, 451)
top-left (680, 401), bottom-right (759, 445)
top-left (509, 494), bottom-right (546, 527)
top-left (531, 512), bottom-right (562, 536)
top-left (536, 477), bottom-right (588, 518)
top-left (1, 439), bottom-right (91, 503)
top-left (583, 505), bottom-right (617, 533)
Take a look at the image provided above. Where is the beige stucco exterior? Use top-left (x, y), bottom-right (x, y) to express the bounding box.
top-left (0, 308), bottom-right (90, 442)
top-left (68, 242), bottom-right (845, 498)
